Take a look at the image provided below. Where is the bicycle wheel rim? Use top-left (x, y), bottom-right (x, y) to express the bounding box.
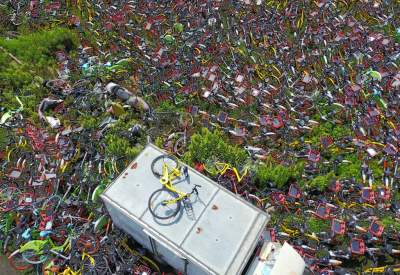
top-left (8, 251), bottom-right (33, 271)
top-left (81, 261), bottom-right (97, 275)
top-left (203, 165), bottom-right (217, 176)
top-left (0, 187), bottom-right (18, 203)
top-left (173, 137), bottom-right (186, 157)
top-left (92, 255), bottom-right (109, 274)
top-left (21, 249), bottom-right (48, 264)
top-left (0, 199), bottom-right (16, 212)
top-left (151, 155), bottom-right (179, 178)
top-left (179, 113), bottom-right (193, 127)
top-left (148, 188), bottom-right (181, 220)
top-left (77, 234), bottom-right (100, 254)
top-left (146, 127), bottom-right (159, 140)
top-left (42, 195), bottom-right (62, 209)
top-left (218, 175), bottom-right (234, 192)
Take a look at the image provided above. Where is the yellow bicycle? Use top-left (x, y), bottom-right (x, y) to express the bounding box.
top-left (120, 239), bottom-right (160, 272)
top-left (148, 155), bottom-right (201, 219)
top-left (280, 224), bottom-right (321, 243)
top-left (364, 265), bottom-right (400, 274)
top-left (204, 160), bottom-right (249, 183)
top-left (44, 252), bottom-right (94, 275)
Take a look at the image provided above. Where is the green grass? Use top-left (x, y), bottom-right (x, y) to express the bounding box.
top-left (254, 157), bottom-right (304, 189)
top-left (183, 128), bottom-right (248, 167)
top-left (0, 28), bottom-right (78, 125)
top-left (381, 216), bottom-right (400, 231)
top-left (306, 217), bottom-right (330, 233)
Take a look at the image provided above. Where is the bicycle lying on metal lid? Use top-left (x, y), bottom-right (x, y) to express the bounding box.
top-left (148, 155), bottom-right (201, 220)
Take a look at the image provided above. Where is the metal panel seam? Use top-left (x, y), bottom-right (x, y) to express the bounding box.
top-left (179, 188), bottom-right (220, 247)
top-left (222, 212), bottom-right (261, 274)
top-left (101, 194), bottom-right (216, 275)
top-left (230, 213), bottom-right (270, 275)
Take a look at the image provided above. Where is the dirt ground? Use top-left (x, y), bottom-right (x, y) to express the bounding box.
top-left (0, 255), bottom-right (17, 274)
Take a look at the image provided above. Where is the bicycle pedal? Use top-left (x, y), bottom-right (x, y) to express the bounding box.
top-left (182, 198), bottom-right (190, 206)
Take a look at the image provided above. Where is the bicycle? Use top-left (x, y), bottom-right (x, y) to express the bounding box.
top-left (43, 251), bottom-right (95, 275)
top-left (119, 238), bottom-right (160, 273)
top-left (8, 235), bottom-right (71, 271)
top-left (279, 224), bottom-right (322, 243)
top-left (148, 155), bottom-right (201, 219)
top-left (204, 160), bottom-right (249, 183)
top-left (8, 220), bottom-right (99, 271)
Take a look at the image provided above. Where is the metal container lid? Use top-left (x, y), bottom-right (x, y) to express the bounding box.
top-left (102, 144), bottom-right (269, 275)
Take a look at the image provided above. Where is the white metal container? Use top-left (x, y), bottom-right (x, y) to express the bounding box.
top-left (101, 144), bottom-right (269, 275)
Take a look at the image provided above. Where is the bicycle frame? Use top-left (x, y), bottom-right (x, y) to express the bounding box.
top-left (18, 236), bottom-right (71, 255)
top-left (215, 162), bottom-right (249, 183)
top-left (61, 266), bottom-right (82, 275)
top-left (159, 163), bottom-right (191, 205)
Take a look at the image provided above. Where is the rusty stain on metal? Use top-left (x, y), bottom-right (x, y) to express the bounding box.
top-left (212, 205), bottom-right (218, 210)
top-left (196, 227), bottom-right (202, 234)
top-left (131, 162), bottom-right (138, 169)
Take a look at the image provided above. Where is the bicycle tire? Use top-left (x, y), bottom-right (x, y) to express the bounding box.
top-left (148, 188), bottom-right (181, 220)
top-left (81, 256), bottom-right (97, 275)
top-left (10, 14), bottom-right (24, 26)
top-left (150, 155), bottom-right (179, 178)
top-left (92, 255), bottom-right (109, 274)
top-left (8, 250), bottom-right (33, 271)
top-left (21, 249), bottom-right (48, 264)
top-left (217, 174), bottom-right (234, 192)
top-left (77, 234), bottom-right (100, 254)
top-left (178, 112), bottom-right (193, 127)
top-left (203, 158), bottom-right (219, 176)
top-left (0, 186), bottom-right (19, 212)
top-left (173, 136), bottom-right (186, 157)
top-left (146, 127), bottom-right (159, 140)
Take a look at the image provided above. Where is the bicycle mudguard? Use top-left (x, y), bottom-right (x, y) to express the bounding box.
top-left (0, 111), bottom-right (13, 125)
top-left (20, 240), bottom-right (48, 253)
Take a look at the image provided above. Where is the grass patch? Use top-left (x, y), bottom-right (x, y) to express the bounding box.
top-left (183, 128), bottom-right (247, 167)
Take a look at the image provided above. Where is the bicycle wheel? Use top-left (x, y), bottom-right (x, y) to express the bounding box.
top-left (146, 126), bottom-right (159, 141)
top-left (21, 249), bottom-right (48, 264)
top-left (81, 262), bottom-right (97, 275)
top-left (92, 255), bottom-right (109, 275)
top-left (203, 158), bottom-right (218, 176)
top-left (178, 112), bottom-right (193, 128)
top-left (10, 13), bottom-right (24, 26)
top-left (148, 188), bottom-right (181, 219)
top-left (81, 256), bottom-right (97, 275)
top-left (42, 195), bottom-right (62, 210)
top-left (217, 174), bottom-right (234, 192)
top-left (173, 136), bottom-right (186, 157)
top-left (0, 187), bottom-right (19, 212)
top-left (77, 234), bottom-right (100, 254)
top-left (8, 250), bottom-right (33, 271)
top-left (151, 155), bottom-right (179, 178)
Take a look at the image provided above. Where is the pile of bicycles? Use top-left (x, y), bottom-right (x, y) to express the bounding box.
top-left (259, 179), bottom-right (400, 274)
top-left (0, 117), bottom-right (162, 274)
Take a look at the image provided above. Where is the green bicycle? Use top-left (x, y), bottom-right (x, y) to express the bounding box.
top-left (8, 236), bottom-right (71, 271)
top-left (8, 231), bottom-right (99, 271)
